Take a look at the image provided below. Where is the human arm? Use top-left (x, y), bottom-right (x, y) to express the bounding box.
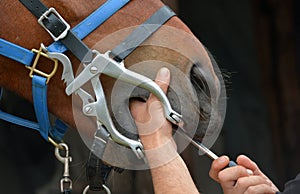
top-left (130, 67), bottom-right (199, 194)
top-left (209, 155), bottom-right (279, 194)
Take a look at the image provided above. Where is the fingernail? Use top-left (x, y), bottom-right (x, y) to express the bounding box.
top-left (246, 169), bottom-right (254, 175)
top-left (219, 156), bottom-right (229, 164)
top-left (159, 67), bottom-right (170, 78)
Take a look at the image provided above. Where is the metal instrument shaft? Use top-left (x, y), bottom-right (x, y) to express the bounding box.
top-left (177, 127), bottom-right (254, 175)
top-left (176, 128), bottom-right (218, 160)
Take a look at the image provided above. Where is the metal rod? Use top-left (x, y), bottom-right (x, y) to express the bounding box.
top-left (176, 127), bottom-right (254, 175)
top-left (176, 127), bottom-right (218, 160)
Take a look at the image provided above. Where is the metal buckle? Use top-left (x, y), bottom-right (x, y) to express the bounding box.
top-left (38, 7), bottom-right (70, 41)
top-left (26, 46), bottom-right (58, 84)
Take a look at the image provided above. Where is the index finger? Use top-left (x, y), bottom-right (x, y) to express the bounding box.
top-left (236, 155), bottom-right (260, 175)
top-left (209, 156), bottom-right (230, 182)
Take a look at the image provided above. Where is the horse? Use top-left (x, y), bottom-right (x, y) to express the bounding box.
top-left (0, 0), bottom-right (225, 193)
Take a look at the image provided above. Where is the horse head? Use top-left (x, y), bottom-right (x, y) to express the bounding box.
top-left (0, 0), bottom-right (226, 169)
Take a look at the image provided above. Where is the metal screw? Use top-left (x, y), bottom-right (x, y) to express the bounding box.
top-left (84, 106), bottom-right (93, 114)
top-left (90, 66), bottom-right (98, 74)
top-left (171, 114), bottom-right (182, 123)
top-left (136, 147), bottom-right (145, 160)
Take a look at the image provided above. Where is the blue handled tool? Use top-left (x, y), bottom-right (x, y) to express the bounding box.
top-left (177, 128), bottom-right (253, 174)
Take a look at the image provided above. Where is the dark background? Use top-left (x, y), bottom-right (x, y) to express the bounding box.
top-left (175, 0), bottom-right (299, 192)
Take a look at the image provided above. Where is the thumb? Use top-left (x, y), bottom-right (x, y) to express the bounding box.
top-left (148, 67), bottom-right (170, 103)
top-left (209, 156), bottom-right (230, 182)
top-left (154, 67), bottom-right (170, 94)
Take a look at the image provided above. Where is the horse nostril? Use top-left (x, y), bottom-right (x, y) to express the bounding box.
top-left (190, 63), bottom-right (211, 121)
top-left (191, 64), bottom-right (210, 95)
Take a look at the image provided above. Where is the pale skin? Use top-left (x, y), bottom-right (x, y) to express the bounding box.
top-left (130, 67), bottom-right (279, 194)
top-left (210, 155), bottom-right (279, 194)
top-left (130, 67), bottom-right (199, 194)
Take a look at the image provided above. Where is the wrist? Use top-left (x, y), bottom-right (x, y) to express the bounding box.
top-left (139, 122), bottom-right (173, 149)
top-left (143, 138), bottom-right (179, 168)
top-left (141, 133), bottom-right (175, 150)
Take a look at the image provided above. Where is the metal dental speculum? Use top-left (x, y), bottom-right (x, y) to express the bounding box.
top-left (50, 49), bottom-right (182, 160)
top-left (17, 0), bottom-right (182, 160)
top-left (66, 50), bottom-right (182, 124)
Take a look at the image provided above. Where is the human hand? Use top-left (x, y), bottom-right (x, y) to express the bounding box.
top-left (209, 155), bottom-right (279, 194)
top-left (130, 67), bottom-right (174, 150)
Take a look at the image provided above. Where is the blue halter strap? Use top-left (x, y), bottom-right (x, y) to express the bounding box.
top-left (0, 0), bottom-right (175, 143)
top-left (0, 0), bottom-right (131, 141)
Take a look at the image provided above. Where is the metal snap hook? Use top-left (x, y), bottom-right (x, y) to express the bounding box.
top-left (55, 143), bottom-right (71, 164)
top-left (55, 143), bottom-right (73, 193)
top-left (82, 185), bottom-right (111, 194)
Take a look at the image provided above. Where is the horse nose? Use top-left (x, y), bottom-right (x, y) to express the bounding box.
top-left (190, 62), bottom-right (221, 106)
top-left (189, 57), bottom-right (226, 145)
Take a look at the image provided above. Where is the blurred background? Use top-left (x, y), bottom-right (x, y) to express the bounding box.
top-left (162, 0), bottom-right (299, 193)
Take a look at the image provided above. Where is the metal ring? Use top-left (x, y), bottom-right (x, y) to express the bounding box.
top-left (83, 185), bottom-right (111, 194)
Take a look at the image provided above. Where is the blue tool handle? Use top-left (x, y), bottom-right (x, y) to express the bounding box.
top-left (228, 160), bottom-right (238, 167)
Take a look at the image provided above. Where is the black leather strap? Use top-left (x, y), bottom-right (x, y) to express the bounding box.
top-left (19, 0), bottom-right (93, 63)
top-left (86, 153), bottom-right (112, 191)
top-left (86, 127), bottom-right (112, 191)
top-left (61, 32), bottom-right (93, 63)
top-left (111, 6), bottom-right (176, 62)
top-left (19, 0), bottom-right (48, 18)
top-left (62, 189), bottom-right (72, 194)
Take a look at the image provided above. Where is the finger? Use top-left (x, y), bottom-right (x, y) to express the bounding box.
top-left (209, 156), bottom-right (230, 182)
top-left (236, 155), bottom-right (261, 175)
top-left (218, 165), bottom-right (251, 186)
top-left (155, 67), bottom-right (170, 94)
top-left (148, 67), bottom-right (170, 103)
top-left (235, 175), bottom-right (271, 190)
top-left (129, 100), bottom-right (147, 120)
top-left (244, 184), bottom-right (278, 194)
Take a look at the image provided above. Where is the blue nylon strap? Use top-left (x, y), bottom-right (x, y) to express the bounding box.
top-left (0, 38), bottom-right (34, 66)
top-left (0, 109), bottom-right (40, 131)
top-left (0, 108), bottom-right (67, 140)
top-left (0, 0), bottom-right (129, 141)
top-left (74, 0), bottom-right (130, 39)
top-left (47, 0), bottom-right (130, 53)
top-left (0, 40), bottom-right (68, 141)
top-left (32, 75), bottom-right (68, 141)
top-left (32, 76), bottom-right (51, 140)
top-left (52, 119), bottom-right (68, 140)
top-left (1, 0), bottom-right (130, 64)
top-left (0, 87), bottom-right (68, 140)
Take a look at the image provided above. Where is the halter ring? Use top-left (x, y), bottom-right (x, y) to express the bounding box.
top-left (83, 184), bottom-right (111, 194)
